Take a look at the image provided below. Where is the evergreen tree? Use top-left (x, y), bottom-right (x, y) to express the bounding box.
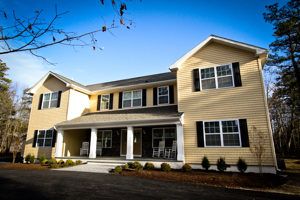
top-left (0, 59), bottom-right (11, 92)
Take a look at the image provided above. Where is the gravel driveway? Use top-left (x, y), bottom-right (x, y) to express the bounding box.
top-left (0, 169), bottom-right (299, 200)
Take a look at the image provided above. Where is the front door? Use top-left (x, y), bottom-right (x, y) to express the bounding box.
top-left (121, 128), bottom-right (142, 156)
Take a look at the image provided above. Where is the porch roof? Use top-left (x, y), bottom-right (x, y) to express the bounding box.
top-left (55, 105), bottom-right (183, 129)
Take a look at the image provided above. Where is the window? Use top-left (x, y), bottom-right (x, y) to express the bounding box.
top-left (200, 64), bottom-right (234, 90)
top-left (158, 86), bottom-right (169, 104)
top-left (42, 91), bottom-right (58, 109)
top-left (97, 130), bottom-right (112, 148)
top-left (204, 120), bottom-right (241, 147)
top-left (101, 94), bottom-right (110, 110)
top-left (37, 129), bottom-right (54, 147)
top-left (152, 127), bottom-right (176, 148)
top-left (122, 90), bottom-right (142, 108)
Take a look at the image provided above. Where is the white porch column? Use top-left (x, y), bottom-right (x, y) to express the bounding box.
top-left (55, 129), bottom-right (64, 157)
top-left (126, 126), bottom-right (134, 160)
top-left (89, 128), bottom-right (97, 158)
top-left (176, 123), bottom-right (185, 162)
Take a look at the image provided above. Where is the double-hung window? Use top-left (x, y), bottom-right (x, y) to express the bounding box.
top-left (42, 91), bottom-right (59, 109)
top-left (97, 130), bottom-right (112, 148)
top-left (101, 94), bottom-right (110, 110)
top-left (123, 90), bottom-right (142, 108)
top-left (204, 119), bottom-right (241, 147)
top-left (200, 64), bottom-right (234, 90)
top-left (36, 129), bottom-right (54, 147)
top-left (158, 86), bottom-right (169, 105)
top-left (152, 127), bottom-right (176, 148)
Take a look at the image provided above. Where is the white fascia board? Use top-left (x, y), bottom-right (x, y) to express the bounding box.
top-left (168, 35), bottom-right (269, 70)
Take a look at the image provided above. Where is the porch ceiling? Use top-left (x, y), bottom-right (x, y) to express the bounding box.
top-left (55, 105), bottom-right (183, 129)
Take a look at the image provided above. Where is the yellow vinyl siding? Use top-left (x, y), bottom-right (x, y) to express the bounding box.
top-left (89, 84), bottom-right (177, 112)
top-left (177, 42), bottom-right (275, 166)
top-left (24, 76), bottom-right (70, 159)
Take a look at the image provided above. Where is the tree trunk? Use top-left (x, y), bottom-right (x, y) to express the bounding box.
top-left (12, 152), bottom-right (16, 164)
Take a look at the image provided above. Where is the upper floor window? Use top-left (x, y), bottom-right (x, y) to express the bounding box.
top-left (37, 129), bottom-right (54, 147)
top-left (204, 119), bottom-right (241, 147)
top-left (42, 91), bottom-right (59, 109)
top-left (123, 90), bottom-right (142, 108)
top-left (200, 64), bottom-right (234, 90)
top-left (101, 94), bottom-right (110, 110)
top-left (158, 86), bottom-right (169, 104)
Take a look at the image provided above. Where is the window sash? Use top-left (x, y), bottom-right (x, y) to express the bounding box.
top-left (199, 64), bottom-right (234, 90)
top-left (152, 127), bottom-right (176, 148)
top-left (157, 86), bottom-right (169, 105)
top-left (100, 94), bottom-right (110, 110)
top-left (97, 130), bottom-right (112, 148)
top-left (42, 91), bottom-right (59, 109)
top-left (203, 119), bottom-right (241, 147)
top-left (37, 130), bottom-right (53, 147)
top-left (122, 90), bottom-right (142, 108)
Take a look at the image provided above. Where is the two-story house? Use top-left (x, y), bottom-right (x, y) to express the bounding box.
top-left (24, 35), bottom-right (277, 173)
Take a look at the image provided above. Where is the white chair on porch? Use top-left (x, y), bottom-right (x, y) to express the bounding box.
top-left (165, 140), bottom-right (177, 159)
top-left (96, 142), bottom-right (102, 156)
top-left (80, 142), bottom-right (89, 156)
top-left (152, 141), bottom-right (165, 158)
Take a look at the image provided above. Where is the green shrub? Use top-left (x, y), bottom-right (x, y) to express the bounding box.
top-left (38, 154), bottom-right (46, 163)
top-left (114, 166), bottom-right (122, 174)
top-left (217, 157), bottom-right (230, 172)
top-left (144, 162), bottom-right (155, 170)
top-left (29, 155), bottom-right (35, 164)
top-left (58, 160), bottom-right (64, 165)
top-left (201, 156), bottom-right (210, 170)
top-left (50, 163), bottom-right (58, 168)
top-left (41, 159), bottom-right (48, 165)
top-left (25, 154), bottom-right (32, 164)
top-left (122, 164), bottom-right (129, 170)
top-left (237, 158), bottom-right (247, 173)
top-left (182, 164), bottom-right (192, 172)
top-left (161, 163), bottom-right (171, 172)
top-left (48, 158), bottom-right (57, 165)
top-left (75, 160), bottom-right (82, 165)
top-left (65, 159), bottom-right (75, 166)
top-left (127, 162), bottom-right (134, 169)
top-left (132, 161), bottom-right (143, 170)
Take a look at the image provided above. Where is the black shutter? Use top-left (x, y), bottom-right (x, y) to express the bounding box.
top-left (232, 62), bottom-right (242, 87)
top-left (109, 93), bottom-right (114, 110)
top-left (169, 85), bottom-right (174, 104)
top-left (118, 92), bottom-right (123, 109)
top-left (153, 87), bottom-right (157, 105)
top-left (56, 91), bottom-right (62, 108)
top-left (32, 130), bottom-right (38, 147)
top-left (38, 94), bottom-right (43, 110)
top-left (142, 89), bottom-right (146, 106)
top-left (239, 119), bottom-right (249, 147)
top-left (52, 129), bottom-right (57, 147)
top-left (97, 95), bottom-right (101, 111)
top-left (196, 121), bottom-right (204, 147)
top-left (193, 69), bottom-right (200, 91)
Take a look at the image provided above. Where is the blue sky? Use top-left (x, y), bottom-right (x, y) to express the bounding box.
top-left (0, 0), bottom-right (287, 90)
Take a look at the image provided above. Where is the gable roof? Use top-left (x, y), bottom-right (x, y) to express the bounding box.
top-left (169, 35), bottom-right (269, 70)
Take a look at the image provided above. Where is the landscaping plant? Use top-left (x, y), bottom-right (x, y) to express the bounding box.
top-left (114, 166), bottom-right (122, 174)
top-left (201, 156), bottom-right (210, 170)
top-left (25, 154), bottom-right (31, 164)
top-left (182, 164), bottom-right (192, 172)
top-left (237, 158), bottom-right (248, 173)
top-left (48, 158), bottom-right (57, 165)
top-left (50, 163), bottom-right (58, 168)
top-left (38, 154), bottom-right (46, 163)
top-left (132, 161), bottom-right (143, 170)
top-left (161, 163), bottom-right (171, 172)
top-left (122, 164), bottom-right (129, 170)
top-left (64, 159), bottom-right (75, 167)
top-left (75, 160), bottom-right (82, 165)
top-left (217, 157), bottom-right (230, 172)
top-left (40, 159), bottom-right (48, 165)
top-left (144, 162), bottom-right (155, 170)
top-left (29, 155), bottom-right (35, 163)
top-left (58, 160), bottom-right (64, 165)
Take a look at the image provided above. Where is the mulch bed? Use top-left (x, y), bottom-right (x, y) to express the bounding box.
top-left (120, 169), bottom-right (286, 189)
top-left (0, 163), bottom-right (49, 170)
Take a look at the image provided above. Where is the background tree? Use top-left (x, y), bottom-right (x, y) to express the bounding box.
top-left (263, 0), bottom-right (300, 157)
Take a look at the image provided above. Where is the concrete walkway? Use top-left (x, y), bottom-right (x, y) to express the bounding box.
top-left (53, 162), bottom-right (120, 173)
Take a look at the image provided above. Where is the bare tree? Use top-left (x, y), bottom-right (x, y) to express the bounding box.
top-left (0, 0), bottom-right (135, 64)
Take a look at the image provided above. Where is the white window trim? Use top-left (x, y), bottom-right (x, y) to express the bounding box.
top-left (100, 94), bottom-right (110, 110)
top-left (199, 63), bottom-right (235, 91)
top-left (97, 130), bottom-right (112, 148)
top-left (203, 119), bottom-right (242, 147)
top-left (157, 86), bottom-right (169, 105)
top-left (152, 127), bottom-right (176, 148)
top-left (122, 90), bottom-right (142, 108)
top-left (36, 129), bottom-right (54, 148)
top-left (41, 91), bottom-right (59, 109)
